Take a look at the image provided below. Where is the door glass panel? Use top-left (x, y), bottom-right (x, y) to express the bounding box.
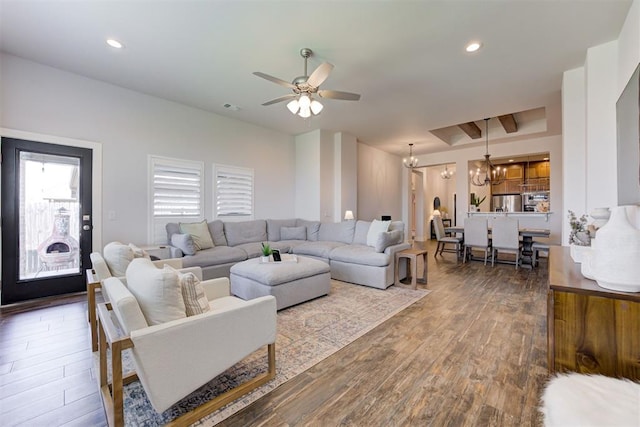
top-left (19, 152), bottom-right (81, 280)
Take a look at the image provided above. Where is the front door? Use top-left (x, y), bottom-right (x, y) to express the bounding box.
top-left (1, 137), bottom-right (93, 305)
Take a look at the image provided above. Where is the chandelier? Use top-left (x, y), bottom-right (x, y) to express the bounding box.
top-left (286, 94), bottom-right (323, 118)
top-left (403, 143), bottom-right (419, 168)
top-left (440, 164), bottom-right (453, 179)
top-left (470, 118), bottom-right (506, 187)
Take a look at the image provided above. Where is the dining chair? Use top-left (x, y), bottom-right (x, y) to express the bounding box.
top-left (491, 217), bottom-right (522, 268)
top-left (433, 216), bottom-right (463, 258)
top-left (463, 217), bottom-right (491, 265)
top-left (531, 241), bottom-right (550, 267)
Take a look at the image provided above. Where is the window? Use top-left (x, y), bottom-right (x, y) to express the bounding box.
top-left (213, 164), bottom-right (253, 221)
top-left (149, 156), bottom-right (204, 244)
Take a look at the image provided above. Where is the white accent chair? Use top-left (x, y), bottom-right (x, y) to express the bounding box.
top-left (491, 217), bottom-right (522, 268)
top-left (433, 216), bottom-right (463, 258)
top-left (98, 259), bottom-right (277, 426)
top-left (463, 217), bottom-right (492, 265)
top-left (87, 244), bottom-right (192, 351)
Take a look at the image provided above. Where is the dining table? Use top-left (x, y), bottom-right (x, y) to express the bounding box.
top-left (444, 226), bottom-right (550, 268)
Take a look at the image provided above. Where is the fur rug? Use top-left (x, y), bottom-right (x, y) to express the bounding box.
top-left (540, 373), bottom-right (640, 426)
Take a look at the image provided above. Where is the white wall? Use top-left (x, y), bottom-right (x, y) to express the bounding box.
top-left (561, 0), bottom-right (640, 245)
top-left (357, 143), bottom-right (403, 222)
top-left (334, 132), bottom-right (358, 220)
top-left (561, 67), bottom-right (587, 245)
top-left (585, 41), bottom-right (619, 209)
top-left (295, 130), bottom-right (322, 221)
top-left (0, 53), bottom-right (295, 247)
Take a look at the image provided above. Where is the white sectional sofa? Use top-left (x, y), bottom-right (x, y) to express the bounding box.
top-left (165, 219), bottom-right (410, 289)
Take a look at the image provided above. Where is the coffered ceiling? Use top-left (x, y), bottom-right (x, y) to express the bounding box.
top-left (0, 1), bottom-right (632, 157)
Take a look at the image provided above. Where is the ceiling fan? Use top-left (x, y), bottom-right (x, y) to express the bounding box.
top-left (253, 48), bottom-right (361, 118)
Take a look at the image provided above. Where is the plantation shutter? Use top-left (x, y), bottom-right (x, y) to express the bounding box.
top-left (149, 156), bottom-right (204, 244)
top-left (214, 165), bottom-right (254, 221)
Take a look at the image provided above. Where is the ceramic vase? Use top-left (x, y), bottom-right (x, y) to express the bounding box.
top-left (592, 206), bottom-right (640, 292)
top-left (590, 207), bottom-right (610, 229)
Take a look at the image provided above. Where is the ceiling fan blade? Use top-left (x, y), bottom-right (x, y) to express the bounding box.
top-left (262, 94), bottom-right (297, 106)
top-left (317, 90), bottom-right (361, 101)
top-left (307, 62), bottom-right (334, 88)
top-left (253, 72), bottom-right (296, 89)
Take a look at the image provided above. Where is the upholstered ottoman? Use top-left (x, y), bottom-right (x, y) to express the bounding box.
top-left (230, 256), bottom-right (331, 310)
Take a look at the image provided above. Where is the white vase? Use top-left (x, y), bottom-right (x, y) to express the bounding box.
top-left (570, 244), bottom-right (589, 263)
top-left (261, 256), bottom-right (270, 263)
top-left (625, 204), bottom-right (640, 229)
top-left (590, 207), bottom-right (610, 229)
top-left (592, 206), bottom-right (640, 292)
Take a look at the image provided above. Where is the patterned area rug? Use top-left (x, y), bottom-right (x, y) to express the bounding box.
top-left (116, 280), bottom-right (429, 426)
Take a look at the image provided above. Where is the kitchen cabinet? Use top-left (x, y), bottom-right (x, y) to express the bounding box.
top-left (548, 246), bottom-right (640, 380)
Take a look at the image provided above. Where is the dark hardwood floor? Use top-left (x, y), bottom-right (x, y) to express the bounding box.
top-left (0, 240), bottom-right (549, 426)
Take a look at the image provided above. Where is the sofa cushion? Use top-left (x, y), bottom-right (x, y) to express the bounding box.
top-left (367, 219), bottom-right (391, 247)
top-left (281, 226), bottom-right (306, 241)
top-left (224, 220), bottom-right (267, 246)
top-left (180, 246), bottom-right (247, 268)
top-left (207, 220), bottom-right (228, 246)
top-left (318, 221), bottom-right (356, 244)
top-left (266, 219), bottom-right (297, 241)
top-left (296, 219), bottom-right (321, 241)
top-left (171, 233), bottom-right (196, 256)
top-left (375, 229), bottom-right (404, 253)
top-left (293, 241), bottom-right (346, 259)
top-left (353, 220), bottom-right (371, 245)
top-left (389, 221), bottom-right (404, 232)
top-left (126, 258), bottom-right (187, 326)
top-left (103, 241), bottom-right (134, 277)
top-left (234, 242), bottom-right (266, 259)
top-left (329, 244), bottom-right (391, 267)
top-left (180, 220), bottom-right (214, 250)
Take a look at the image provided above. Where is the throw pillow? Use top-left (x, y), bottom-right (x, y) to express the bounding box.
top-left (281, 226), bottom-right (306, 240)
top-left (179, 220), bottom-right (214, 250)
top-left (366, 219), bottom-right (391, 247)
top-left (125, 259), bottom-right (186, 326)
top-left (375, 229), bottom-right (404, 253)
top-left (176, 270), bottom-right (210, 316)
top-left (128, 243), bottom-right (150, 259)
top-left (171, 233), bottom-right (197, 256)
top-left (103, 241), bottom-right (134, 277)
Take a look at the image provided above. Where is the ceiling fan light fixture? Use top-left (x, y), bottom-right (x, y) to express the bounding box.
top-left (286, 99), bottom-right (299, 114)
top-left (310, 99), bottom-right (323, 115)
top-left (298, 94), bottom-right (311, 109)
top-left (298, 107), bottom-right (311, 118)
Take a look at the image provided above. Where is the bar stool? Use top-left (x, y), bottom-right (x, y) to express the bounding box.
top-left (395, 248), bottom-right (428, 289)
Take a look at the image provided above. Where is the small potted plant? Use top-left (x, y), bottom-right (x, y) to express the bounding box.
top-left (261, 242), bottom-right (272, 263)
top-left (470, 194), bottom-right (486, 212)
top-left (568, 210), bottom-right (590, 263)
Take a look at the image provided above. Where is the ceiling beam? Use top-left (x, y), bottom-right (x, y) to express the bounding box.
top-left (458, 122), bottom-right (482, 139)
top-left (498, 114), bottom-right (518, 133)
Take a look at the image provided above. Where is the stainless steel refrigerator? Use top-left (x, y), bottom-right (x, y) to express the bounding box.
top-left (491, 194), bottom-right (523, 212)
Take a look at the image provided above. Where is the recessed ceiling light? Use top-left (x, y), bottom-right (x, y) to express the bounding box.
top-left (465, 42), bottom-right (482, 53)
top-left (106, 39), bottom-right (124, 49)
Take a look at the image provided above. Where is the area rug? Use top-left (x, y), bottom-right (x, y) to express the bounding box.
top-left (115, 280), bottom-right (430, 426)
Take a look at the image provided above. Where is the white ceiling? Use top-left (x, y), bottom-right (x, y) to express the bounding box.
top-left (0, 0), bottom-right (632, 157)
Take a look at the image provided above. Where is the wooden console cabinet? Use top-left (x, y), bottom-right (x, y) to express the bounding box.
top-left (548, 246), bottom-right (640, 380)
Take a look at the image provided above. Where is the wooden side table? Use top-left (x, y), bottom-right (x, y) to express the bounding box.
top-left (548, 246), bottom-right (640, 379)
top-left (395, 248), bottom-right (428, 289)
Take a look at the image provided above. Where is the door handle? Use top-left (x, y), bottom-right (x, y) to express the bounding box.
top-left (83, 225), bottom-right (91, 231)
